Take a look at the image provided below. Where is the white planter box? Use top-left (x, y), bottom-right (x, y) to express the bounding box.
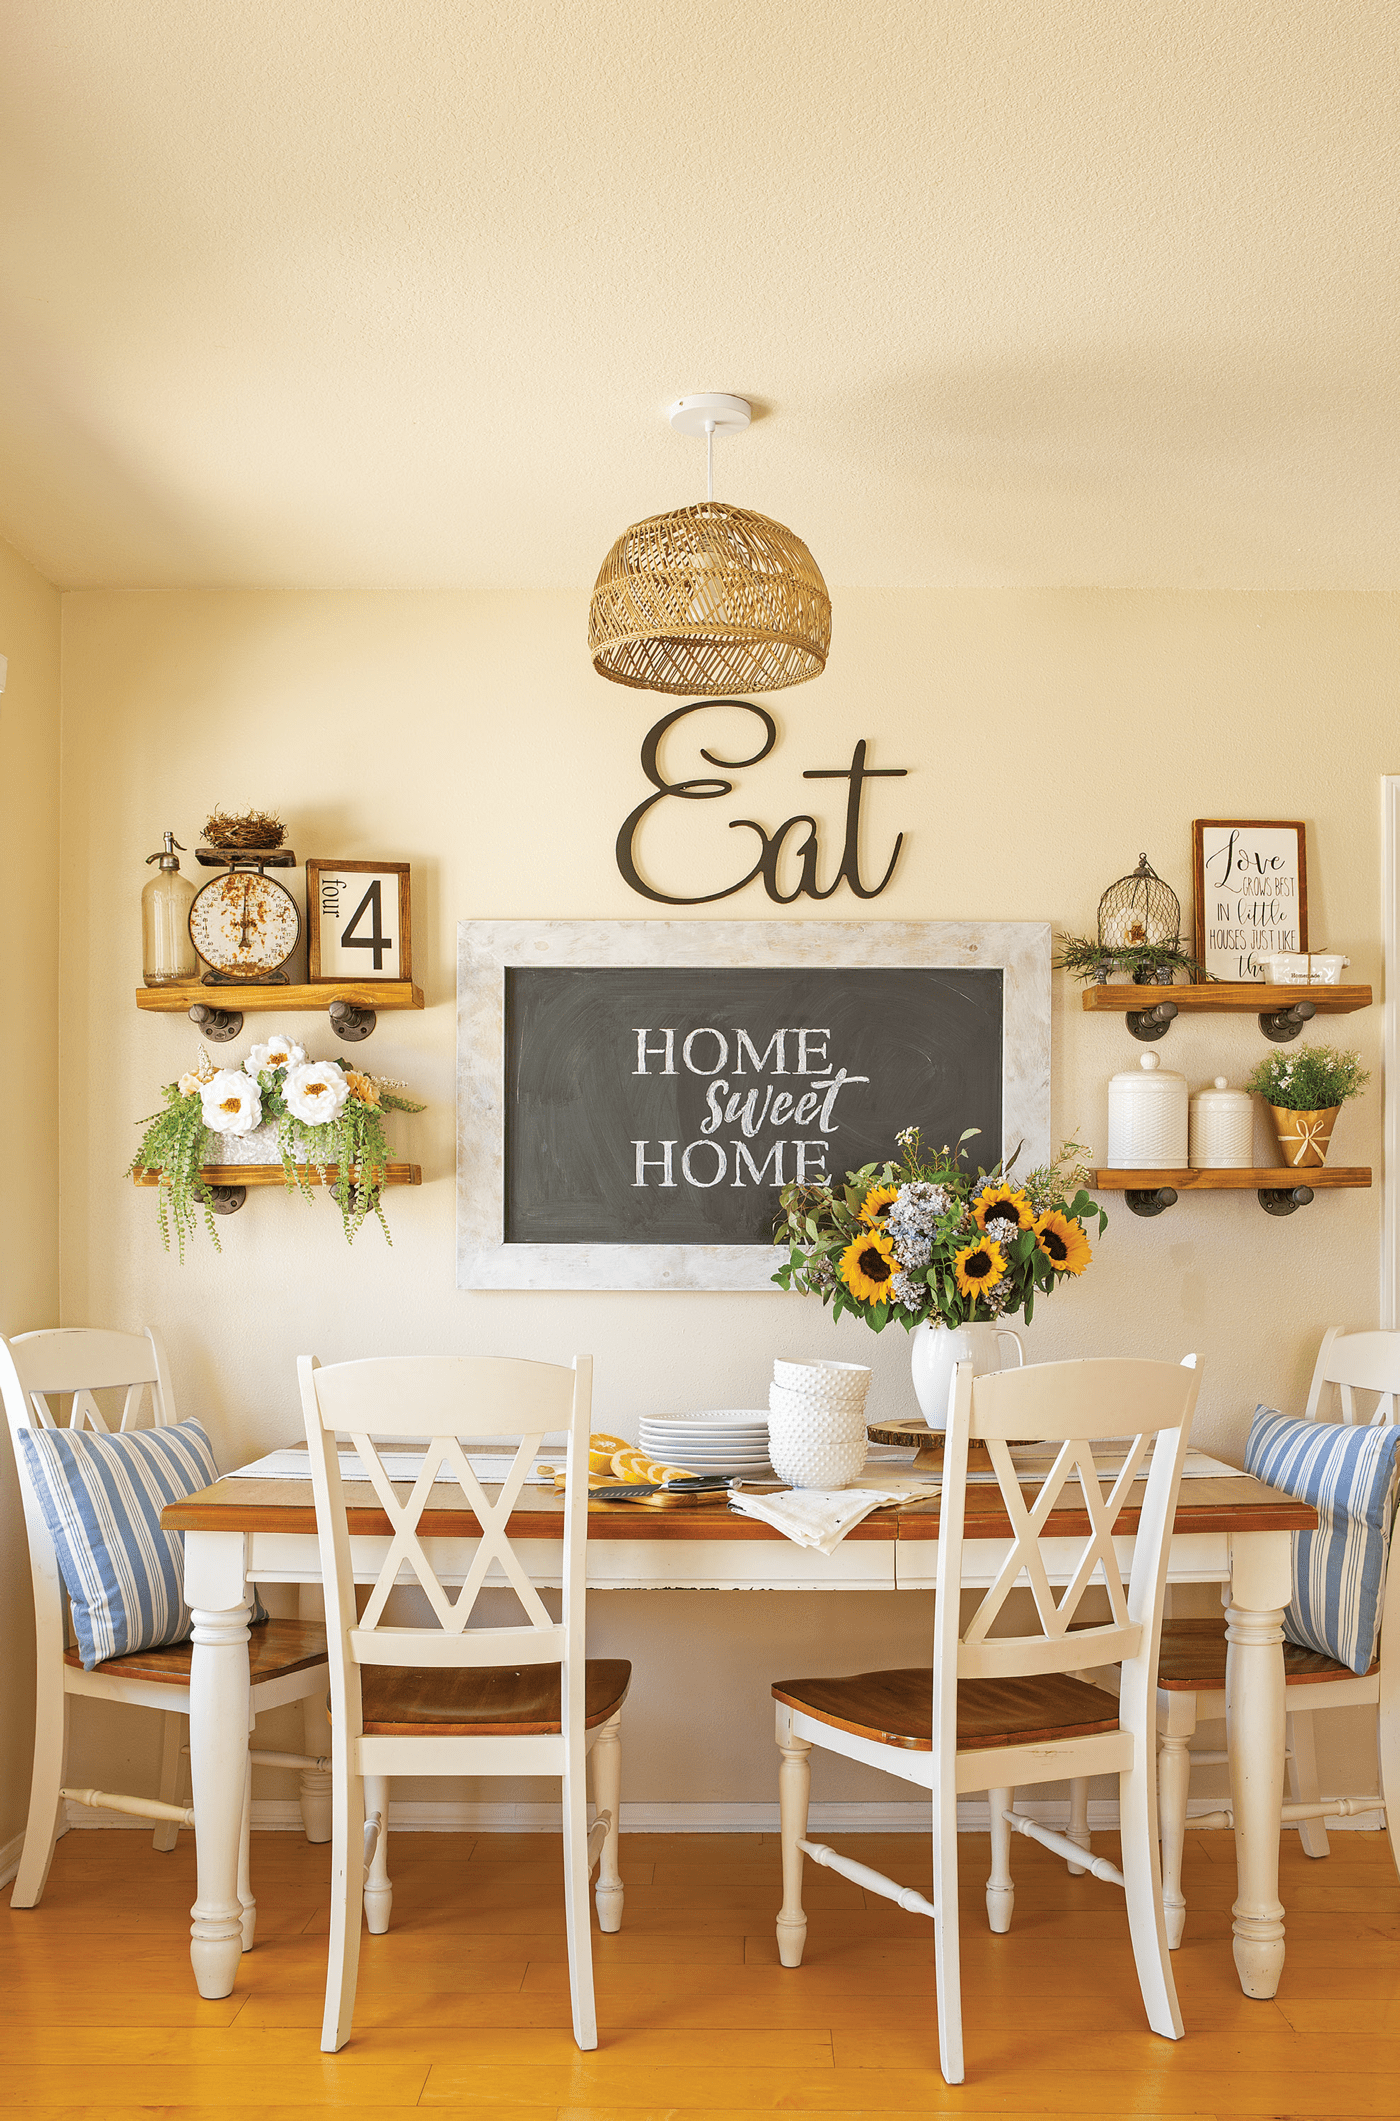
top-left (203, 1120), bottom-right (283, 1166)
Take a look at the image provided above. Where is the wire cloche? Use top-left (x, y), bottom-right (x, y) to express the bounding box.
top-left (1097, 853), bottom-right (1181, 953)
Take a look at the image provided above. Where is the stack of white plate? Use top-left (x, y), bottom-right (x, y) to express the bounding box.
top-left (637, 1409), bottom-right (771, 1477)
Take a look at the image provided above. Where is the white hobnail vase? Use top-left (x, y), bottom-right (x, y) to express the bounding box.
top-left (910, 1320), bottom-right (1024, 1431)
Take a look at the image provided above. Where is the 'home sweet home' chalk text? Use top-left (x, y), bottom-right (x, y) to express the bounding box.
top-left (629, 1022), bottom-right (868, 1192)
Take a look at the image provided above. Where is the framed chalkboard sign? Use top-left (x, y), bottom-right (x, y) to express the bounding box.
top-left (458, 920), bottom-right (1050, 1291)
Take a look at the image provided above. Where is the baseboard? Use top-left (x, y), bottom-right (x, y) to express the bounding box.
top-left (57, 1794), bottom-right (1388, 1838)
top-left (0, 1828), bottom-right (25, 1886)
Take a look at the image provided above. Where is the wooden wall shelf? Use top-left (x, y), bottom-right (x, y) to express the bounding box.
top-left (1081, 981), bottom-right (1372, 1045)
top-left (1094, 1165), bottom-right (1371, 1219)
top-left (133, 1163), bottom-right (421, 1215)
top-left (136, 979), bottom-right (424, 1044)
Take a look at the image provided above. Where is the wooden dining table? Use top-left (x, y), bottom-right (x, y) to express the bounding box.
top-left (163, 1463), bottom-right (1315, 2006)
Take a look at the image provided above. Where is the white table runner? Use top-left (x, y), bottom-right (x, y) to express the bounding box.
top-left (223, 1447), bottom-right (559, 1486)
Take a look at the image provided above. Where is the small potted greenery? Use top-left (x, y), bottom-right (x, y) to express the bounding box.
top-left (1244, 1044), bottom-right (1370, 1168)
top-left (1054, 934), bottom-right (1210, 987)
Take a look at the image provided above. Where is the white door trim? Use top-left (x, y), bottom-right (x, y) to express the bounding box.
top-left (1381, 778), bottom-right (1400, 1327)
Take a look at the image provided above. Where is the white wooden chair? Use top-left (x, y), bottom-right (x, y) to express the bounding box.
top-left (1, 1325), bottom-right (331, 1926)
top-left (1155, 1326), bottom-right (1400, 1947)
top-left (772, 1354), bottom-right (1198, 2085)
top-left (298, 1350), bottom-right (628, 2053)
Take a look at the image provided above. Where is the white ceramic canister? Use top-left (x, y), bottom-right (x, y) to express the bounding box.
top-left (1189, 1077), bottom-right (1255, 1169)
top-left (1106, 1050), bottom-right (1188, 1168)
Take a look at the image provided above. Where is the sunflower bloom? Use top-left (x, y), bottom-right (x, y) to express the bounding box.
top-left (839, 1230), bottom-right (897, 1305)
top-left (973, 1183), bottom-right (1035, 1237)
top-left (1035, 1210), bottom-right (1092, 1275)
top-left (859, 1183), bottom-right (900, 1230)
top-left (953, 1236), bottom-right (1006, 1300)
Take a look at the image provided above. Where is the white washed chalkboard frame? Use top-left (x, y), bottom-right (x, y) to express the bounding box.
top-left (457, 919), bottom-right (1050, 1293)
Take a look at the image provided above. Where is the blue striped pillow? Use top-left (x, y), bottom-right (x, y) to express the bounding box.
top-left (17, 1419), bottom-right (262, 1670)
top-left (1245, 1407), bottom-right (1400, 1675)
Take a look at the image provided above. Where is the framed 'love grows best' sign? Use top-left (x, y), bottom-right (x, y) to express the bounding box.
top-left (1192, 820), bottom-right (1308, 982)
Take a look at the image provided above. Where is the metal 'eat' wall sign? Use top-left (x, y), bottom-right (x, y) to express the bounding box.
top-left (616, 701), bottom-right (908, 905)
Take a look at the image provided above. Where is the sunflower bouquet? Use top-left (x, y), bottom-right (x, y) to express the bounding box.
top-left (771, 1128), bottom-right (1105, 1333)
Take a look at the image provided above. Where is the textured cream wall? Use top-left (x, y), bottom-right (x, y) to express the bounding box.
top-left (55, 585), bottom-right (1397, 1818)
top-left (0, 536), bottom-right (62, 1852)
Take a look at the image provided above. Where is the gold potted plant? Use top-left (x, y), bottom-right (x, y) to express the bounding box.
top-left (1244, 1044), bottom-right (1370, 1169)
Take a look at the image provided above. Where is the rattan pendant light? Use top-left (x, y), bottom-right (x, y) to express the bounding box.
top-left (588, 394), bottom-right (832, 695)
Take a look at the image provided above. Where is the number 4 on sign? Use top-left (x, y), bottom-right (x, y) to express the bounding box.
top-left (343, 880), bottom-right (393, 971)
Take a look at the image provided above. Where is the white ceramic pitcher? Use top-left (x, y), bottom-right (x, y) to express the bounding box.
top-left (910, 1319), bottom-right (1024, 1430)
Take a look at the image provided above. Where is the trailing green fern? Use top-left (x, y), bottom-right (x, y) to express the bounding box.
top-left (129, 1085), bottom-right (221, 1261)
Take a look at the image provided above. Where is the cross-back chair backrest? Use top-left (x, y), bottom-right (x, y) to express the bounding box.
top-left (1, 1326), bottom-right (174, 1442)
top-left (934, 1357), bottom-right (1199, 1719)
top-left (1304, 1328), bottom-right (1400, 1429)
top-left (0, 1325), bottom-right (178, 1659)
top-left (298, 1354), bottom-right (592, 1726)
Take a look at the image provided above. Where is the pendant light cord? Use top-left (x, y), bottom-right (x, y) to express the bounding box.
top-left (706, 420), bottom-right (715, 504)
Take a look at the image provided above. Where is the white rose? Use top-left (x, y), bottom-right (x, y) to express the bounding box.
top-left (245, 1035), bottom-right (308, 1079)
top-left (283, 1060), bottom-right (350, 1126)
top-left (177, 1070), bottom-right (205, 1098)
top-left (200, 1070), bottom-right (264, 1137)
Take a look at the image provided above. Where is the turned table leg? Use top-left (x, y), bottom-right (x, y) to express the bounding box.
top-left (185, 1531), bottom-right (253, 2000)
top-left (590, 1710), bottom-right (625, 1933)
top-left (1225, 1530), bottom-right (1291, 2000)
top-left (776, 1716), bottom-right (812, 1969)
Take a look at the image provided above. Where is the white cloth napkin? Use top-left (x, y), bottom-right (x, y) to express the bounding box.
top-left (726, 1485), bottom-right (910, 1555)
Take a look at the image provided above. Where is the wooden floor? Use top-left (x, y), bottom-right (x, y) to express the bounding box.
top-left (4, 1825), bottom-right (1399, 2117)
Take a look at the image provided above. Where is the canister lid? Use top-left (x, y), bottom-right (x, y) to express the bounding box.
top-left (1110, 1051), bottom-right (1185, 1087)
top-left (1190, 1076), bottom-right (1252, 1107)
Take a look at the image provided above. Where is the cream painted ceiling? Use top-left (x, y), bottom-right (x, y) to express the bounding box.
top-left (1, 0), bottom-right (1396, 591)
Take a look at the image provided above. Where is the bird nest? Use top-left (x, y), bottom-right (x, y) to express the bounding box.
top-left (201, 809), bottom-right (287, 851)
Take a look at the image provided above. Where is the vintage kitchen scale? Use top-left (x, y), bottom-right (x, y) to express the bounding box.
top-left (188, 837), bottom-right (301, 983)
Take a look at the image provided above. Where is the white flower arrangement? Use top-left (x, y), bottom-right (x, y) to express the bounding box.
top-left (131, 1037), bottom-right (424, 1258)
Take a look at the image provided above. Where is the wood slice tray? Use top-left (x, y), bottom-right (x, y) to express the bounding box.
top-left (867, 1417), bottom-right (993, 1471)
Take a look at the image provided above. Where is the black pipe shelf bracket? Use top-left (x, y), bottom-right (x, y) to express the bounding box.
top-left (187, 1000), bottom-right (244, 1042)
top-left (1124, 1187), bottom-right (1179, 1217)
top-left (203, 1184), bottom-right (247, 1215)
top-left (1258, 1185), bottom-right (1315, 1217)
top-left (1258, 998), bottom-right (1317, 1043)
top-left (1125, 999), bottom-right (1179, 1043)
top-left (328, 998), bottom-right (377, 1042)
top-left (188, 997), bottom-right (380, 1042)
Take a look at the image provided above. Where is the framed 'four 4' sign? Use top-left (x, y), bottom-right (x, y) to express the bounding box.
top-left (306, 859), bottom-right (413, 984)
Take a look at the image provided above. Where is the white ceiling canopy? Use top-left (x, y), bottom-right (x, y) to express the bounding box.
top-left (0, 0), bottom-right (1396, 591)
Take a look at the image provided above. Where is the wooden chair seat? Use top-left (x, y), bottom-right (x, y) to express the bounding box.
top-left (360, 1657), bottom-right (632, 1736)
top-left (63, 1617), bottom-right (329, 1686)
top-left (1156, 1615), bottom-right (1377, 1691)
top-left (772, 1666), bottom-right (1122, 1752)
